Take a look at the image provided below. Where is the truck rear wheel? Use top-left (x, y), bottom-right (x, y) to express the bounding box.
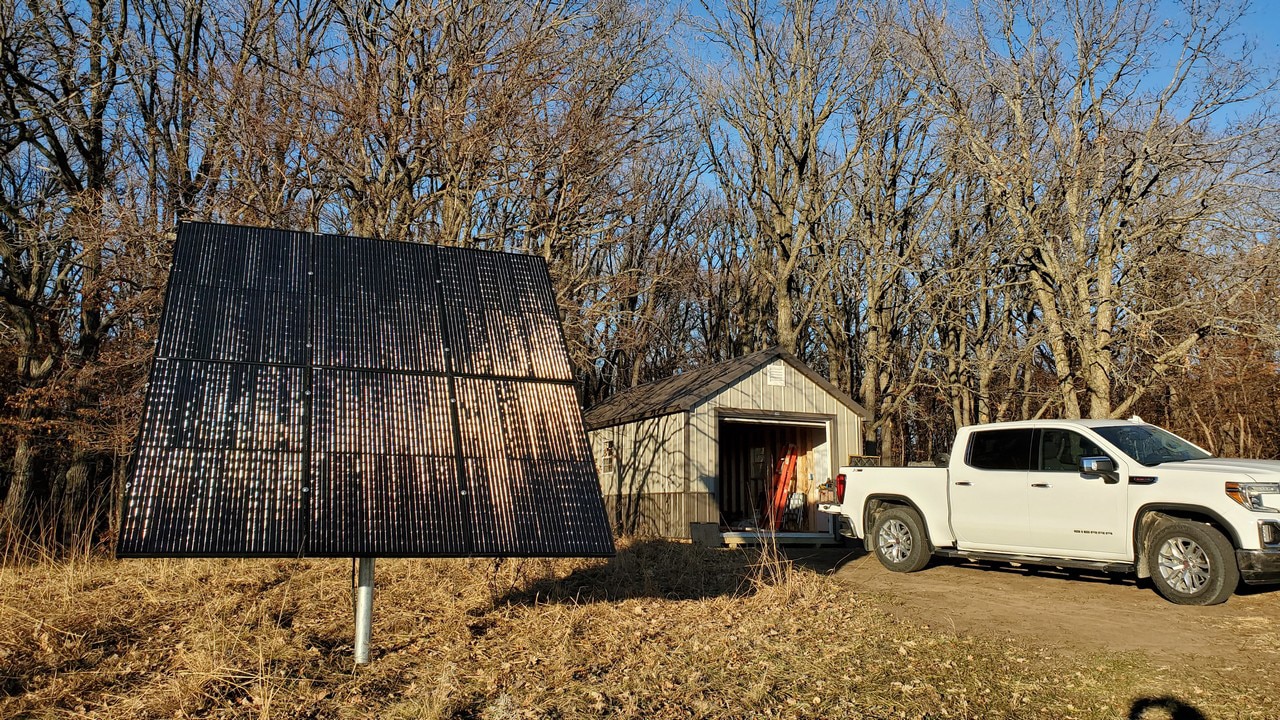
top-left (871, 507), bottom-right (931, 573)
top-left (1148, 520), bottom-right (1239, 606)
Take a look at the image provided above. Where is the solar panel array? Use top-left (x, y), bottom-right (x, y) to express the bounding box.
top-left (118, 222), bottom-right (615, 558)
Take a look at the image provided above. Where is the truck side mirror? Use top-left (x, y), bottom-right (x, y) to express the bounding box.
top-left (1080, 456), bottom-right (1119, 484)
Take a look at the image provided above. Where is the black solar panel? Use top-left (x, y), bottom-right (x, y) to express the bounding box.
top-left (118, 222), bottom-right (614, 558)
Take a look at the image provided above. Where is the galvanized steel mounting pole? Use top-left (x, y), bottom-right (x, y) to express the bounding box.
top-left (354, 557), bottom-right (375, 665)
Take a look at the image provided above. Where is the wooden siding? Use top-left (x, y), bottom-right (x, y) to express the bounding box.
top-left (601, 491), bottom-right (715, 538)
top-left (590, 412), bottom-right (687, 535)
top-left (689, 360), bottom-right (861, 494)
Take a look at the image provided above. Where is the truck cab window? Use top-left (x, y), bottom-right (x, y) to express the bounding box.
top-left (1036, 429), bottom-right (1109, 472)
top-left (966, 429), bottom-right (1034, 470)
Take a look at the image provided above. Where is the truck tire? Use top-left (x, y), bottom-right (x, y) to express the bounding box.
top-left (1148, 520), bottom-right (1239, 606)
top-left (871, 507), bottom-right (931, 573)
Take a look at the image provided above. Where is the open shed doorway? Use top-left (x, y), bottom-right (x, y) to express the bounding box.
top-left (717, 417), bottom-right (831, 533)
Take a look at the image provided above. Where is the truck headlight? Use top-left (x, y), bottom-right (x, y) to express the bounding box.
top-left (1225, 482), bottom-right (1280, 513)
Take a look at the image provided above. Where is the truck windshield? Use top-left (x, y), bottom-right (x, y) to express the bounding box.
top-left (1092, 425), bottom-right (1212, 467)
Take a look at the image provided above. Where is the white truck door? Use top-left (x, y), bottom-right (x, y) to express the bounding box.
top-left (1026, 428), bottom-right (1128, 559)
top-left (950, 428), bottom-right (1033, 550)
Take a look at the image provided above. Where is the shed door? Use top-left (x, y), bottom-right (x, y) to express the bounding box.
top-left (717, 418), bottom-right (831, 532)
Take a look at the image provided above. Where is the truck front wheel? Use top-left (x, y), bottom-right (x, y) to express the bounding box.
top-left (871, 507), bottom-right (931, 573)
top-left (1148, 520), bottom-right (1239, 606)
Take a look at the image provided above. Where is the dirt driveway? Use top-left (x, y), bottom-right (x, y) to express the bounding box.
top-left (798, 548), bottom-right (1280, 667)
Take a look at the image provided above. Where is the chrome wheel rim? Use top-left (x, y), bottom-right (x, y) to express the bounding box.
top-left (878, 519), bottom-right (912, 563)
top-left (1157, 537), bottom-right (1212, 595)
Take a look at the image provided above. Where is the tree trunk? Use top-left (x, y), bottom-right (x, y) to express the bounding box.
top-left (775, 288), bottom-right (799, 354)
top-left (61, 451), bottom-right (95, 547)
top-left (877, 415), bottom-right (895, 466)
top-left (1030, 270), bottom-right (1082, 418)
top-left (4, 433), bottom-right (36, 532)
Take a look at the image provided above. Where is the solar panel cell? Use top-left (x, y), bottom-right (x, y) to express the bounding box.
top-left (312, 236), bottom-right (446, 373)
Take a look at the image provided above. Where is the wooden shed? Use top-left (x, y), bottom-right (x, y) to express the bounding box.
top-left (584, 348), bottom-right (869, 539)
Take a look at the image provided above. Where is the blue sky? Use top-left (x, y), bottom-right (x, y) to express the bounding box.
top-left (1243, 1), bottom-right (1280, 55)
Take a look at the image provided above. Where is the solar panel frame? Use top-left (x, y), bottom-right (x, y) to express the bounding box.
top-left (118, 222), bottom-right (614, 559)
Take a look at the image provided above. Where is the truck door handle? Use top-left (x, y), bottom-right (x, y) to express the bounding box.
top-left (954, 481), bottom-right (972, 486)
top-left (1031, 483), bottom-right (1052, 488)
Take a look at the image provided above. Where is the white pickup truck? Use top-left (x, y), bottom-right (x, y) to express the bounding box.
top-left (819, 419), bottom-right (1280, 605)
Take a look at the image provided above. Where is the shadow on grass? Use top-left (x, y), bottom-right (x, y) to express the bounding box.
top-left (1129, 696), bottom-right (1207, 720)
top-left (779, 545), bottom-right (865, 575)
top-left (493, 538), bottom-right (791, 606)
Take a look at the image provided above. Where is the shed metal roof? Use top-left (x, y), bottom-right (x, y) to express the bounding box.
top-left (583, 348), bottom-right (869, 430)
top-left (118, 222), bottom-right (614, 558)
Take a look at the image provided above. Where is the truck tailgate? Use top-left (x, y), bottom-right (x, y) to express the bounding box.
top-left (824, 466), bottom-right (951, 543)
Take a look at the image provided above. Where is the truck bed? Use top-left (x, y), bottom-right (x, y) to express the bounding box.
top-left (826, 465), bottom-right (953, 545)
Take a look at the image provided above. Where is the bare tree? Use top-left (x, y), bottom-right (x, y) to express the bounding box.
top-left (691, 0), bottom-right (870, 354)
top-left (829, 4), bottom-right (946, 461)
top-left (0, 0), bottom-right (128, 532)
top-left (903, 0), bottom-right (1279, 418)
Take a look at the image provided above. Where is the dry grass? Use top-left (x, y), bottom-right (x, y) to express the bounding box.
top-left (0, 539), bottom-right (1270, 719)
